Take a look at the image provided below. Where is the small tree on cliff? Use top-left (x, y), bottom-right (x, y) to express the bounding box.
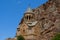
top-left (17, 35), bottom-right (25, 40)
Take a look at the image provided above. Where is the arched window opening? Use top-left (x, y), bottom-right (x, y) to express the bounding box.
top-left (25, 16), bottom-right (29, 20)
top-left (29, 16), bottom-right (31, 20)
top-left (27, 16), bottom-right (29, 20)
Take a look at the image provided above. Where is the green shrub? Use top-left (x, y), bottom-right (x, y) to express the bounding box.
top-left (17, 35), bottom-right (25, 40)
top-left (52, 33), bottom-right (60, 40)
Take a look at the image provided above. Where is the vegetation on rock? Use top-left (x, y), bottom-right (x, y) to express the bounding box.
top-left (52, 33), bottom-right (60, 40)
top-left (17, 35), bottom-right (25, 40)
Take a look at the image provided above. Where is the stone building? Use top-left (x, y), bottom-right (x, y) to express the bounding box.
top-left (6, 0), bottom-right (60, 40)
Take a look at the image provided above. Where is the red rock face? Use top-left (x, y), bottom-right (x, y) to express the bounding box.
top-left (31, 0), bottom-right (60, 40)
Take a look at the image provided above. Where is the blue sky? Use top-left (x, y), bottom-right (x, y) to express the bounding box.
top-left (0, 0), bottom-right (48, 40)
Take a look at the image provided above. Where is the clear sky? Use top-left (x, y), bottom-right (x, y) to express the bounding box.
top-left (0, 0), bottom-right (48, 40)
